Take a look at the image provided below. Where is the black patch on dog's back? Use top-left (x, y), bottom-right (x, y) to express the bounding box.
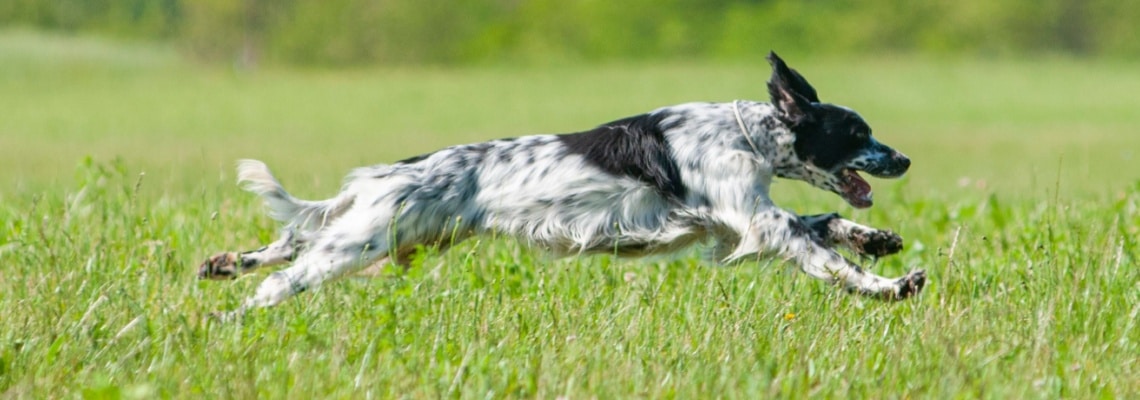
top-left (557, 113), bottom-right (686, 201)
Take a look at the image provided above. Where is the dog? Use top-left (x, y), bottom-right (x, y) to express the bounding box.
top-left (200, 52), bottom-right (925, 320)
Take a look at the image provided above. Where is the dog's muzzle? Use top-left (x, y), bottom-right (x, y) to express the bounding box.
top-left (861, 151), bottom-right (910, 179)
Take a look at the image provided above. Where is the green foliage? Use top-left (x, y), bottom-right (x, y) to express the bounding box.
top-left (0, 0), bottom-right (180, 39)
top-left (4, 0), bottom-right (1140, 66)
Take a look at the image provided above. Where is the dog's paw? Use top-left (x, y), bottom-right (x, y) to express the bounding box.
top-left (198, 252), bottom-right (239, 280)
top-left (893, 269), bottom-right (926, 299)
top-left (856, 230), bottom-right (904, 258)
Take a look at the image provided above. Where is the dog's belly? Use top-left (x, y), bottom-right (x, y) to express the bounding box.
top-left (473, 177), bottom-right (704, 256)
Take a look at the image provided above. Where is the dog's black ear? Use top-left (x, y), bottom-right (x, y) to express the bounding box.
top-left (767, 51), bottom-right (820, 102)
top-left (767, 51), bottom-right (818, 126)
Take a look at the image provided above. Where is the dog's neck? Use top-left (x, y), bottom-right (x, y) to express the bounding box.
top-left (734, 101), bottom-right (806, 178)
top-left (732, 100), bottom-right (762, 156)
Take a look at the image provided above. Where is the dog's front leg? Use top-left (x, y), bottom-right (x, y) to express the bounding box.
top-left (799, 213), bottom-right (903, 258)
top-left (726, 209), bottom-right (925, 299)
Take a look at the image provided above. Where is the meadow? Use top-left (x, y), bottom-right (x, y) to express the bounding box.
top-left (1, 31), bottom-right (1138, 398)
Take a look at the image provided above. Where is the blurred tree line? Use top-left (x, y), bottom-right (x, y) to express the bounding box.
top-left (3, 0), bottom-right (1138, 66)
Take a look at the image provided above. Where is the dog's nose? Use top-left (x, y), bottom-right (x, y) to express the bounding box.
top-left (894, 152), bottom-right (911, 171)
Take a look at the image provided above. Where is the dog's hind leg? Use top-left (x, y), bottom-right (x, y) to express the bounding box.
top-left (799, 213), bottom-right (903, 258)
top-left (214, 212), bottom-right (396, 321)
top-left (727, 209), bottom-right (925, 300)
top-left (198, 229), bottom-right (309, 280)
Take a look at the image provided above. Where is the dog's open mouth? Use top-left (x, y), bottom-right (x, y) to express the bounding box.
top-left (840, 168), bottom-right (873, 209)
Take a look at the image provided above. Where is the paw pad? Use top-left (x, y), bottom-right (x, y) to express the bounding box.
top-left (860, 230), bottom-right (904, 257)
top-left (198, 252), bottom-right (239, 280)
top-left (895, 269), bottom-right (926, 299)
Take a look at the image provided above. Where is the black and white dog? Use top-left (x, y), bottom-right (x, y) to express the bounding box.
top-left (200, 52), bottom-right (925, 319)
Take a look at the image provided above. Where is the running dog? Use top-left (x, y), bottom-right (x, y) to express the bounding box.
top-left (200, 52), bottom-right (925, 320)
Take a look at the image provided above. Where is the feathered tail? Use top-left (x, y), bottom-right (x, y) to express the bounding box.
top-left (237, 159), bottom-right (353, 231)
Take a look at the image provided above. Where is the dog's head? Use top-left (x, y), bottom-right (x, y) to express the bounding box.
top-left (765, 51), bottom-right (910, 209)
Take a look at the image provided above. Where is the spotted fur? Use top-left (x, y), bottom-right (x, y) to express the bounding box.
top-left (200, 52), bottom-right (925, 320)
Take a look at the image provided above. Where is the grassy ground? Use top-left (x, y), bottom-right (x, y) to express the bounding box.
top-left (1, 30), bottom-right (1138, 398)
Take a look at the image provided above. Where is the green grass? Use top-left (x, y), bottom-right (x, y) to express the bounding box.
top-left (1, 30), bottom-right (1139, 398)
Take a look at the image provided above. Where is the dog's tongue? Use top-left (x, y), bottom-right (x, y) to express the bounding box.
top-left (843, 169), bottom-right (873, 209)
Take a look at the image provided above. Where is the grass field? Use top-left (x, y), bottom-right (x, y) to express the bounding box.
top-left (1, 30), bottom-right (1139, 398)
